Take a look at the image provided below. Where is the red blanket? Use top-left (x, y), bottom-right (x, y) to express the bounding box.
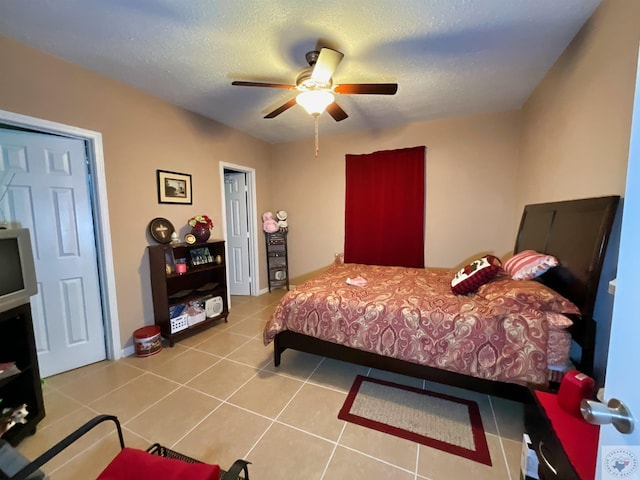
top-left (264, 263), bottom-right (577, 385)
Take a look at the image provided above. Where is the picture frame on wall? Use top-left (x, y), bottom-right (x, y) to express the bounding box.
top-left (157, 169), bottom-right (192, 204)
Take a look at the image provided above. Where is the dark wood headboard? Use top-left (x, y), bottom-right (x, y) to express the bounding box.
top-left (513, 195), bottom-right (620, 374)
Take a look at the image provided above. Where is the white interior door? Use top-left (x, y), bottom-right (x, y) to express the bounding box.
top-left (225, 172), bottom-right (251, 295)
top-left (595, 47), bottom-right (640, 479)
top-left (0, 128), bottom-right (106, 378)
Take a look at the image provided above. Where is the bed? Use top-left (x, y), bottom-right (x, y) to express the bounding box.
top-left (263, 196), bottom-right (619, 401)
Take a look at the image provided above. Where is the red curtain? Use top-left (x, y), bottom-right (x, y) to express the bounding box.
top-left (344, 146), bottom-right (425, 268)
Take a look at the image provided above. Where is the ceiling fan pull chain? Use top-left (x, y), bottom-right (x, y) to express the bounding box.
top-left (315, 114), bottom-right (320, 157)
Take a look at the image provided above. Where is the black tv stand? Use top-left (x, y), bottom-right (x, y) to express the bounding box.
top-left (0, 303), bottom-right (45, 446)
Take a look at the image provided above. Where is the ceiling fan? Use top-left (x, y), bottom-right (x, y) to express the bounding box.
top-left (231, 47), bottom-right (398, 122)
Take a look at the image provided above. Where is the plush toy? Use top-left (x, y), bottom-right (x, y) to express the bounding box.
top-left (276, 210), bottom-right (288, 231)
top-left (262, 211), bottom-right (279, 233)
top-left (0, 403), bottom-right (28, 436)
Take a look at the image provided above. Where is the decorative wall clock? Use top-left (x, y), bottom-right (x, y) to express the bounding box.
top-left (148, 217), bottom-right (174, 244)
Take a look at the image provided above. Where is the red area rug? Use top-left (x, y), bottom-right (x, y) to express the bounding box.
top-left (338, 375), bottom-right (492, 466)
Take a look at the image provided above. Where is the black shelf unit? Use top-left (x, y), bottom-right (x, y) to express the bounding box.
top-left (148, 241), bottom-right (228, 346)
top-left (0, 303), bottom-right (45, 446)
top-left (265, 231), bottom-right (289, 292)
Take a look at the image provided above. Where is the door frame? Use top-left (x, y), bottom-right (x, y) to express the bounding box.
top-left (219, 162), bottom-right (259, 296)
top-left (0, 108), bottom-right (121, 361)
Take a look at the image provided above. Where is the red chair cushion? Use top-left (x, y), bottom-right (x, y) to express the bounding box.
top-left (96, 447), bottom-right (220, 480)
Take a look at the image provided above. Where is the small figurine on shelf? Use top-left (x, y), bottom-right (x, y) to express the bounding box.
top-left (0, 403), bottom-right (28, 436)
top-left (262, 211), bottom-right (279, 233)
top-left (276, 210), bottom-right (288, 232)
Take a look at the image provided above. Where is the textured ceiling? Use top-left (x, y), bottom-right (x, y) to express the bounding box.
top-left (0, 0), bottom-right (600, 144)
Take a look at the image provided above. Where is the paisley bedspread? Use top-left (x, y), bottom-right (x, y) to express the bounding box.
top-left (263, 262), bottom-right (554, 385)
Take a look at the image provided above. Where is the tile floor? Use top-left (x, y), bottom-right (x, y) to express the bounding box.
top-left (16, 291), bottom-right (526, 479)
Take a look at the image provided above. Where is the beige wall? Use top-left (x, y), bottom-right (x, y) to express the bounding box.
top-left (518, 0), bottom-right (640, 211)
top-left (0, 35), bottom-right (273, 349)
top-left (519, 0), bottom-right (640, 385)
top-left (271, 110), bottom-right (522, 275)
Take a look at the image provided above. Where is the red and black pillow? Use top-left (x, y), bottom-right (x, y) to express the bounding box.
top-left (451, 255), bottom-right (502, 295)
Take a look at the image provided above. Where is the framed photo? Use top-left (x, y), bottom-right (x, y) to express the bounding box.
top-left (189, 247), bottom-right (213, 266)
top-left (157, 169), bottom-right (192, 204)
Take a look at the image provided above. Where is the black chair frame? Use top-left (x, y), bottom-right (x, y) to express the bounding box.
top-left (3, 414), bottom-right (250, 480)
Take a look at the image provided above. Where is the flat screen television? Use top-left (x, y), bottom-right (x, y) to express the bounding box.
top-left (0, 228), bottom-right (38, 314)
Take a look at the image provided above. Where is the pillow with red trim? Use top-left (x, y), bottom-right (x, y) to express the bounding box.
top-left (546, 312), bottom-right (574, 330)
top-left (451, 255), bottom-right (502, 295)
top-left (504, 249), bottom-right (559, 280)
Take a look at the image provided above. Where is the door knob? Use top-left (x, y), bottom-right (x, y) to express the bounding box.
top-left (580, 398), bottom-right (634, 434)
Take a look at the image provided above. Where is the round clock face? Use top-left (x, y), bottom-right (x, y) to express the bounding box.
top-left (185, 233), bottom-right (196, 245)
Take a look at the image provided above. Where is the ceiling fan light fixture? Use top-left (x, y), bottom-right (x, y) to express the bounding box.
top-left (296, 90), bottom-right (334, 116)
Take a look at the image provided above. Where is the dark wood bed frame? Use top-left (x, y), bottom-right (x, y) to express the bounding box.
top-left (272, 196), bottom-right (620, 401)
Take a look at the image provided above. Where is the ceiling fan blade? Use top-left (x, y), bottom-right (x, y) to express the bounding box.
top-left (232, 81), bottom-right (295, 90)
top-left (311, 48), bottom-right (344, 84)
top-left (264, 98), bottom-right (297, 118)
top-left (326, 102), bottom-right (348, 122)
top-left (334, 83), bottom-right (398, 95)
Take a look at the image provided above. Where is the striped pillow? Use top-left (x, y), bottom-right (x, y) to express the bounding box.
top-left (504, 250), bottom-right (559, 280)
